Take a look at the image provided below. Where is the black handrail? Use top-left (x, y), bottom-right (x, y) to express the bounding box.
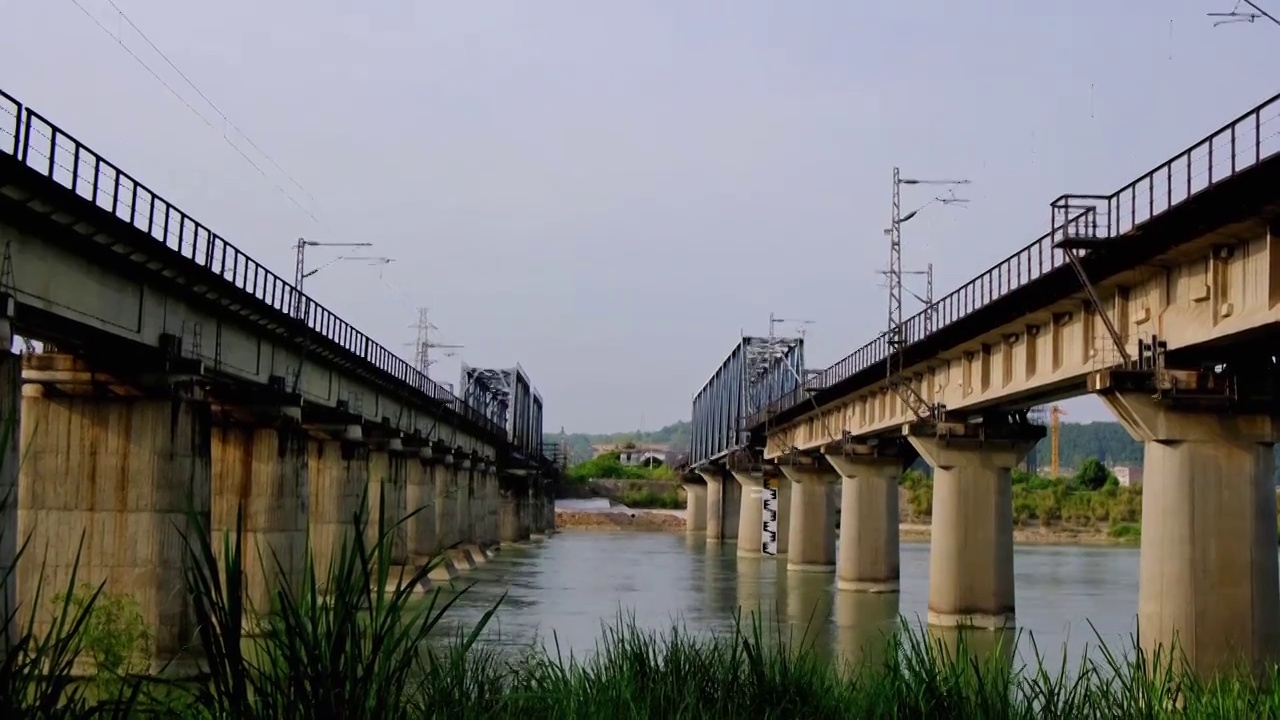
top-left (0, 88), bottom-right (506, 441)
top-left (748, 90), bottom-right (1280, 428)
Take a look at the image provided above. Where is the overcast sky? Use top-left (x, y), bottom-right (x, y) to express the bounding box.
top-left (1, 1), bottom-right (1275, 432)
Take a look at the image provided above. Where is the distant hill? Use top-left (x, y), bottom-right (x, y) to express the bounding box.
top-left (553, 420), bottom-right (692, 466)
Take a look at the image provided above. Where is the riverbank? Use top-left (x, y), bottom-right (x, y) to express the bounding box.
top-left (555, 508), bottom-right (686, 532)
top-left (555, 508), bottom-right (1138, 546)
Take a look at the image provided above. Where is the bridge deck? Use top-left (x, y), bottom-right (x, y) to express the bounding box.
top-left (0, 87), bottom-right (529, 457)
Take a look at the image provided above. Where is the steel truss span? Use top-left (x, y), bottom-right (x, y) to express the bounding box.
top-left (690, 335), bottom-right (805, 467)
top-left (461, 363), bottom-right (545, 461)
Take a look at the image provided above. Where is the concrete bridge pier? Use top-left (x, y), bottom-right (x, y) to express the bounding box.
top-left (731, 471), bottom-right (766, 557)
top-left (0, 343), bottom-right (17, 642)
top-left (528, 473), bottom-right (548, 540)
top-left (482, 461), bottom-right (501, 544)
top-left (778, 464), bottom-right (836, 573)
top-left (454, 455), bottom-right (487, 567)
top-left (825, 450), bottom-right (904, 593)
top-left (499, 473), bottom-right (530, 545)
top-left (367, 446), bottom-right (412, 581)
top-left (1095, 378), bottom-right (1280, 678)
top-left (307, 435), bottom-right (369, 585)
top-left (434, 454), bottom-right (459, 550)
top-left (17, 353), bottom-right (211, 668)
top-left (907, 421), bottom-right (1044, 630)
top-left (405, 445), bottom-right (437, 568)
top-left (209, 419), bottom-right (308, 619)
top-left (680, 476), bottom-right (711, 532)
top-left (697, 467), bottom-right (739, 542)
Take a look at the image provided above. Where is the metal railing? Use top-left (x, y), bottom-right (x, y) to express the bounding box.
top-left (747, 90), bottom-right (1280, 428)
top-left (0, 88), bottom-right (505, 440)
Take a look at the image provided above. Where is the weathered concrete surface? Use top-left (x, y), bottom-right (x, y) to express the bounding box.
top-left (308, 440), bottom-right (367, 584)
top-left (826, 454), bottom-right (901, 592)
top-left (779, 465), bottom-right (836, 572)
top-left (683, 481), bottom-right (707, 534)
top-left (732, 472), bottom-right (764, 557)
top-left (18, 359), bottom-right (211, 667)
top-left (499, 475), bottom-right (529, 544)
top-left (405, 457), bottom-right (436, 563)
top-left (434, 464), bottom-right (459, 551)
top-left (697, 469), bottom-right (725, 541)
top-left (367, 450), bottom-right (409, 564)
top-left (210, 425), bottom-right (308, 617)
top-left (1101, 389), bottom-right (1280, 678)
top-left (0, 349), bottom-right (18, 645)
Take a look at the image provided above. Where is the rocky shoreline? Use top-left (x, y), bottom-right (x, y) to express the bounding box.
top-left (555, 510), bottom-right (1136, 546)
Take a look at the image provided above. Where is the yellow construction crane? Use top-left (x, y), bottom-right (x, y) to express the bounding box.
top-left (1049, 405), bottom-right (1067, 478)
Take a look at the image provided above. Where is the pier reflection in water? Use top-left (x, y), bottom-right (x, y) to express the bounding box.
top-left (430, 530), bottom-right (1137, 669)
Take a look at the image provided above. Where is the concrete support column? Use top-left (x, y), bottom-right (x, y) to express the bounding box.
top-left (779, 465), bottom-right (837, 572)
top-left (0, 348), bottom-right (17, 643)
top-left (499, 475), bottom-right (529, 544)
top-left (683, 479), bottom-right (708, 534)
top-left (529, 475), bottom-right (547, 539)
top-left (367, 450), bottom-right (409, 564)
top-left (406, 454), bottom-right (437, 562)
top-left (1098, 388), bottom-right (1280, 677)
top-left (457, 459), bottom-right (475, 544)
top-left (308, 438), bottom-right (369, 582)
top-left (732, 471), bottom-right (765, 557)
top-left (517, 476), bottom-right (533, 539)
top-left (697, 469), bottom-right (725, 541)
top-left (437, 462), bottom-right (454, 549)
top-left (908, 424), bottom-right (1042, 630)
top-left (210, 424), bottom-right (308, 616)
top-left (826, 453), bottom-right (902, 593)
top-left (18, 356), bottom-right (212, 666)
top-left (480, 466), bottom-right (499, 544)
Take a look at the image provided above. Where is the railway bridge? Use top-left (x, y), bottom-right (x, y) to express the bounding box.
top-left (688, 89), bottom-right (1280, 676)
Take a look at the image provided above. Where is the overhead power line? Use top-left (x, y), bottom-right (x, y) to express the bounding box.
top-left (65, 0), bottom-right (323, 226)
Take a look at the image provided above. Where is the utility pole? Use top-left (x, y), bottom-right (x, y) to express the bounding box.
top-left (408, 307), bottom-right (464, 377)
top-left (886, 167), bottom-right (969, 420)
top-left (1209, 0), bottom-right (1280, 27)
top-left (292, 237), bottom-right (393, 315)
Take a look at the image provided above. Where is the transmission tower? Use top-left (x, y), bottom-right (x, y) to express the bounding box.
top-left (408, 307), bottom-right (464, 377)
top-left (886, 167), bottom-right (969, 420)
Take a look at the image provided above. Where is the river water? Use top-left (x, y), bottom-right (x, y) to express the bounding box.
top-left (431, 503), bottom-right (1142, 670)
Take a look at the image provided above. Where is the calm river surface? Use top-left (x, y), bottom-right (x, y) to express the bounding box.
top-left (431, 504), bottom-right (1142, 670)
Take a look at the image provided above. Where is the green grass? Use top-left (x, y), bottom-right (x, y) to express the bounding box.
top-left (5, 491), bottom-right (1280, 718)
top-left (617, 487), bottom-right (682, 509)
